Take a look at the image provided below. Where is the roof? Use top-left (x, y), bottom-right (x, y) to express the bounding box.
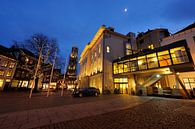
top-left (0, 45), bottom-right (16, 59)
top-left (175, 22), bottom-right (195, 34)
top-left (137, 28), bottom-right (169, 39)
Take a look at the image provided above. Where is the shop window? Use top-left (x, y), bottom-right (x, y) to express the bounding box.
top-left (0, 70), bottom-right (4, 76)
top-left (183, 78), bottom-right (195, 89)
top-left (158, 50), bottom-right (172, 67)
top-left (0, 79), bottom-right (4, 88)
top-left (138, 56), bottom-right (147, 70)
top-left (147, 53), bottom-right (158, 68)
top-left (170, 46), bottom-right (189, 64)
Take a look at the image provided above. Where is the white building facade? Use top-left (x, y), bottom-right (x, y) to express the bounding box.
top-left (79, 26), bottom-right (135, 93)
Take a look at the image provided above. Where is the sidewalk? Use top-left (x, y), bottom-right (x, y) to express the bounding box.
top-left (0, 96), bottom-right (151, 129)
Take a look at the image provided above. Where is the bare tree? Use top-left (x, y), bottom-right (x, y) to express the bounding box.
top-left (25, 33), bottom-right (59, 63)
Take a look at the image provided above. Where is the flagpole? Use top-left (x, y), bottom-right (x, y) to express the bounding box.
top-left (61, 56), bottom-right (68, 96)
top-left (47, 49), bottom-right (57, 97)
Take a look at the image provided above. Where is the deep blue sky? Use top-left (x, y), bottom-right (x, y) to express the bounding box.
top-left (0, 0), bottom-right (194, 57)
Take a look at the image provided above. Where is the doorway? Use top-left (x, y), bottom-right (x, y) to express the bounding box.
top-left (114, 83), bottom-right (128, 94)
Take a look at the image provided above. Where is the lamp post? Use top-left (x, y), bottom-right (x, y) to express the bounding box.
top-left (61, 56), bottom-right (68, 96)
top-left (46, 48), bottom-right (57, 97)
top-left (29, 43), bottom-right (44, 98)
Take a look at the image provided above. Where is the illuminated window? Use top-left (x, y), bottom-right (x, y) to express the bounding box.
top-left (126, 43), bottom-right (132, 55)
top-left (147, 53), bottom-right (158, 68)
top-left (1, 61), bottom-right (8, 67)
top-left (9, 62), bottom-right (15, 68)
top-left (148, 44), bottom-right (154, 49)
top-left (118, 63), bottom-right (123, 73)
top-left (0, 79), bottom-right (3, 88)
top-left (170, 47), bottom-right (189, 64)
top-left (137, 56), bottom-right (147, 70)
top-left (106, 46), bottom-right (110, 53)
top-left (6, 71), bottom-right (12, 77)
top-left (183, 78), bottom-right (195, 89)
top-left (113, 63), bottom-right (118, 74)
top-left (114, 78), bottom-right (128, 83)
top-left (95, 52), bottom-right (97, 57)
top-left (130, 58), bottom-right (138, 72)
top-left (158, 50), bottom-right (171, 67)
top-left (99, 45), bottom-right (101, 54)
top-left (0, 70), bottom-right (4, 76)
top-left (6, 79), bottom-right (10, 82)
top-left (124, 61), bottom-right (130, 72)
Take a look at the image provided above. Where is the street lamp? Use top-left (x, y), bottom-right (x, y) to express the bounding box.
top-left (29, 43), bottom-right (44, 98)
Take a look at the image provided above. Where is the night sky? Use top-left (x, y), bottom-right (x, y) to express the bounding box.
top-left (0, 0), bottom-right (194, 57)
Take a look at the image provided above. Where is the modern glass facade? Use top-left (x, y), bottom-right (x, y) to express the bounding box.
top-left (113, 41), bottom-right (191, 75)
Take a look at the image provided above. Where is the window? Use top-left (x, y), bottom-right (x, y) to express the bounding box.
top-left (138, 56), bottom-right (147, 70)
top-left (130, 58), bottom-right (138, 72)
top-left (113, 63), bottom-right (118, 74)
top-left (124, 61), bottom-right (130, 72)
top-left (158, 50), bottom-right (172, 67)
top-left (6, 71), bottom-right (12, 77)
top-left (147, 53), bottom-right (158, 68)
top-left (170, 46), bottom-right (189, 64)
top-left (118, 63), bottom-right (124, 73)
top-left (1, 61), bottom-right (8, 67)
top-left (114, 78), bottom-right (128, 83)
top-left (183, 78), bottom-right (195, 89)
top-left (99, 44), bottom-right (101, 54)
top-left (126, 43), bottom-right (132, 55)
top-left (106, 46), bottom-right (110, 53)
top-left (148, 44), bottom-right (154, 49)
top-left (0, 79), bottom-right (4, 88)
top-left (0, 70), bottom-right (4, 76)
top-left (9, 62), bottom-right (15, 68)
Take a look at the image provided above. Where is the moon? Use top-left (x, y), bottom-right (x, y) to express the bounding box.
top-left (124, 8), bottom-right (128, 12)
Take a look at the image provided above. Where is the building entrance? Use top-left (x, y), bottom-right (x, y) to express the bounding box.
top-left (114, 78), bottom-right (128, 94)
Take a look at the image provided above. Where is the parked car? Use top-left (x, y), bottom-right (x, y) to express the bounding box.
top-left (72, 87), bottom-right (100, 97)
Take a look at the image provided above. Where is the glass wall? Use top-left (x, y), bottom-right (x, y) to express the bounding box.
top-left (158, 50), bottom-right (171, 67)
top-left (170, 46), bottom-right (189, 64)
top-left (147, 53), bottom-right (158, 68)
top-left (113, 45), bottom-right (190, 75)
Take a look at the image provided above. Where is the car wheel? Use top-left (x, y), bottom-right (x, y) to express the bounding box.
top-left (79, 93), bottom-right (83, 97)
top-left (94, 92), bottom-right (98, 96)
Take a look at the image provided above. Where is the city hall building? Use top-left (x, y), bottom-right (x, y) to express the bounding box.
top-left (79, 23), bottom-right (195, 97)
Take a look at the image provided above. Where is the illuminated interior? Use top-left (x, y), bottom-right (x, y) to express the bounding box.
top-left (114, 78), bottom-right (128, 94)
top-left (113, 45), bottom-right (190, 75)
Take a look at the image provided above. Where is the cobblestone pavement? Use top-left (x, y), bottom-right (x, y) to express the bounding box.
top-left (0, 91), bottom-right (124, 114)
top-left (36, 98), bottom-right (195, 129)
top-left (0, 94), bottom-right (151, 129)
